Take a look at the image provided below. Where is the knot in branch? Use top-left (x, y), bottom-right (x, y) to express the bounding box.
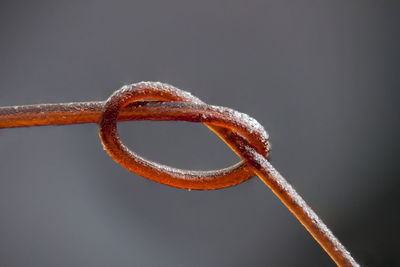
top-left (98, 82), bottom-right (270, 189)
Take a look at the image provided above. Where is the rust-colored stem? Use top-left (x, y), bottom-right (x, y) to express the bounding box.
top-left (0, 82), bottom-right (359, 266)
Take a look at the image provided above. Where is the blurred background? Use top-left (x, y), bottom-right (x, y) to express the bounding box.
top-left (0, 1), bottom-right (399, 266)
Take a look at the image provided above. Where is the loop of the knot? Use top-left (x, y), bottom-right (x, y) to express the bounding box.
top-left (98, 82), bottom-right (270, 190)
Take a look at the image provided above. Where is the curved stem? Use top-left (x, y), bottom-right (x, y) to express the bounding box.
top-left (0, 101), bottom-right (358, 266)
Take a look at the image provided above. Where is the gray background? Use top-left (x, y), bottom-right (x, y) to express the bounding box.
top-left (0, 1), bottom-right (399, 266)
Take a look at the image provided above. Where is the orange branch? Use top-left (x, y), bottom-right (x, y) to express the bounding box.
top-left (0, 82), bottom-right (358, 266)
